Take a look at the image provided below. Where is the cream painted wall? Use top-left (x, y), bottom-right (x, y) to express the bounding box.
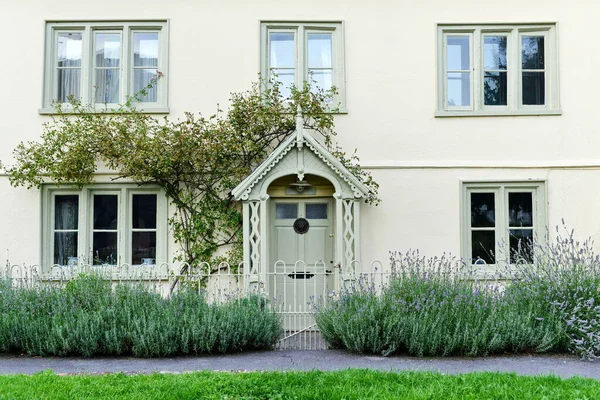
top-left (360, 167), bottom-right (600, 263)
top-left (1, 0), bottom-right (599, 266)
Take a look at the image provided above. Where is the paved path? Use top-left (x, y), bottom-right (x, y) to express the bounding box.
top-left (0, 351), bottom-right (599, 379)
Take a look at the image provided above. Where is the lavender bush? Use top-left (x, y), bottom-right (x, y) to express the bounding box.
top-left (316, 251), bottom-right (565, 357)
top-left (317, 228), bottom-right (600, 359)
top-left (511, 226), bottom-right (600, 359)
top-left (0, 275), bottom-right (282, 357)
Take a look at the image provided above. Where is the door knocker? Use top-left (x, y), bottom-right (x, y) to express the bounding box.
top-left (293, 217), bottom-right (310, 234)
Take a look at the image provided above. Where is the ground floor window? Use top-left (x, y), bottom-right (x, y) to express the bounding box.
top-left (462, 181), bottom-right (546, 266)
top-left (43, 185), bottom-right (167, 268)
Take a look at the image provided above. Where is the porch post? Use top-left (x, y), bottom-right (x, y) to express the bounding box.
top-left (259, 195), bottom-right (269, 291)
top-left (242, 201), bottom-right (250, 288)
top-left (353, 199), bottom-right (361, 267)
top-left (248, 200), bottom-right (262, 287)
top-left (334, 194), bottom-right (344, 269)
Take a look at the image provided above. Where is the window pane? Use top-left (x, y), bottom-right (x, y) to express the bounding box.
top-left (133, 69), bottom-right (158, 102)
top-left (276, 203), bottom-right (297, 219)
top-left (132, 232), bottom-right (156, 265)
top-left (57, 69), bottom-right (81, 102)
top-left (54, 232), bottom-right (78, 265)
top-left (95, 33), bottom-right (121, 68)
top-left (307, 33), bottom-right (332, 68)
top-left (447, 72), bottom-right (471, 107)
top-left (308, 69), bottom-right (332, 91)
top-left (270, 69), bottom-right (295, 97)
top-left (483, 36), bottom-right (507, 70)
top-left (510, 229), bottom-right (533, 263)
top-left (306, 204), bottom-right (328, 219)
top-left (94, 69), bottom-right (120, 103)
top-left (133, 194), bottom-right (157, 229)
top-left (55, 195), bottom-right (79, 230)
top-left (447, 36), bottom-right (470, 70)
top-left (133, 32), bottom-right (158, 67)
top-left (471, 231), bottom-right (495, 264)
top-left (269, 32), bottom-right (295, 68)
top-left (522, 72), bottom-right (545, 105)
top-left (471, 193), bottom-right (495, 227)
top-left (484, 72), bottom-right (507, 106)
top-left (93, 232), bottom-right (118, 265)
top-left (522, 36), bottom-right (544, 69)
top-left (509, 192), bottom-right (533, 227)
top-left (93, 195), bottom-right (118, 229)
top-left (57, 32), bottom-right (82, 67)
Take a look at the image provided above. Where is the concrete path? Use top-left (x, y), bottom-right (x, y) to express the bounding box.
top-left (0, 351), bottom-right (599, 379)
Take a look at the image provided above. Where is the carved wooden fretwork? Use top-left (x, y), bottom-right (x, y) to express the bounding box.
top-left (342, 199), bottom-right (356, 267)
top-left (248, 200), bottom-right (261, 275)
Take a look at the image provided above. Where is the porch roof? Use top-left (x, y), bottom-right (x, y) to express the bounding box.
top-left (231, 123), bottom-right (370, 201)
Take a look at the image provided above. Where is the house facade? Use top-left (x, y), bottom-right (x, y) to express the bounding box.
top-left (1, 1), bottom-right (598, 287)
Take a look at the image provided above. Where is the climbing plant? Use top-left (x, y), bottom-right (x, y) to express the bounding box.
top-left (4, 79), bottom-right (379, 268)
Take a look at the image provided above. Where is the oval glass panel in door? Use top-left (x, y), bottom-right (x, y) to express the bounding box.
top-left (306, 203), bottom-right (327, 219)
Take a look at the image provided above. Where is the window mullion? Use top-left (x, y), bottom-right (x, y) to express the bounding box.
top-left (122, 25), bottom-right (130, 105)
top-left (81, 25), bottom-right (91, 104)
top-left (51, 28), bottom-right (58, 104)
top-left (511, 28), bottom-right (519, 110)
top-left (498, 187), bottom-right (508, 263)
top-left (473, 29), bottom-right (480, 111)
top-left (298, 25), bottom-right (305, 86)
top-left (83, 189), bottom-right (91, 263)
top-left (119, 189), bottom-right (126, 266)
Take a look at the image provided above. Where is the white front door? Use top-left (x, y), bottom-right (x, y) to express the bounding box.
top-left (270, 199), bottom-right (334, 329)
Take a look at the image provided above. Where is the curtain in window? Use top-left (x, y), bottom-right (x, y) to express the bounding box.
top-left (57, 32), bottom-right (82, 102)
top-left (54, 195), bottom-right (78, 265)
top-left (307, 33), bottom-right (333, 91)
top-left (133, 32), bottom-right (159, 102)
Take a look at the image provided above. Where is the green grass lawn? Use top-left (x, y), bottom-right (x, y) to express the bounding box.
top-left (0, 370), bottom-right (598, 400)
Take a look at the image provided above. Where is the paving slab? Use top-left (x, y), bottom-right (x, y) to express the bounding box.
top-left (0, 351), bottom-right (599, 379)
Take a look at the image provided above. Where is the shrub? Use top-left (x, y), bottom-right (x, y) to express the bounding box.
top-left (318, 228), bottom-right (600, 359)
top-left (511, 226), bottom-right (600, 359)
top-left (0, 275), bottom-right (282, 357)
top-left (315, 251), bottom-right (566, 357)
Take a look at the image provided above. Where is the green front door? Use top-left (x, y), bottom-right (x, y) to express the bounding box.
top-left (270, 199), bottom-right (334, 329)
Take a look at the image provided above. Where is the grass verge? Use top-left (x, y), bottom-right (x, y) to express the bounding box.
top-left (0, 370), bottom-right (598, 400)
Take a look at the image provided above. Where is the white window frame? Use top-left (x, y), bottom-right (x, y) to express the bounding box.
top-left (461, 181), bottom-right (547, 269)
top-left (260, 21), bottom-right (347, 112)
top-left (41, 184), bottom-right (168, 271)
top-left (436, 23), bottom-right (560, 117)
top-left (41, 21), bottom-right (169, 114)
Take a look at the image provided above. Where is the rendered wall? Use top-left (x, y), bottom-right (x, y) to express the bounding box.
top-left (1, 0), bottom-right (599, 266)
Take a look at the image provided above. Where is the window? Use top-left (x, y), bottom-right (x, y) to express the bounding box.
top-left (436, 24), bottom-right (559, 116)
top-left (43, 185), bottom-right (167, 268)
top-left (462, 182), bottom-right (546, 266)
top-left (261, 21), bottom-right (346, 111)
top-left (42, 21), bottom-right (169, 113)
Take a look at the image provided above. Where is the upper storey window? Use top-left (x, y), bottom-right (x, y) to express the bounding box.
top-left (42, 21), bottom-right (169, 113)
top-left (436, 24), bottom-right (560, 116)
top-left (261, 22), bottom-right (346, 111)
